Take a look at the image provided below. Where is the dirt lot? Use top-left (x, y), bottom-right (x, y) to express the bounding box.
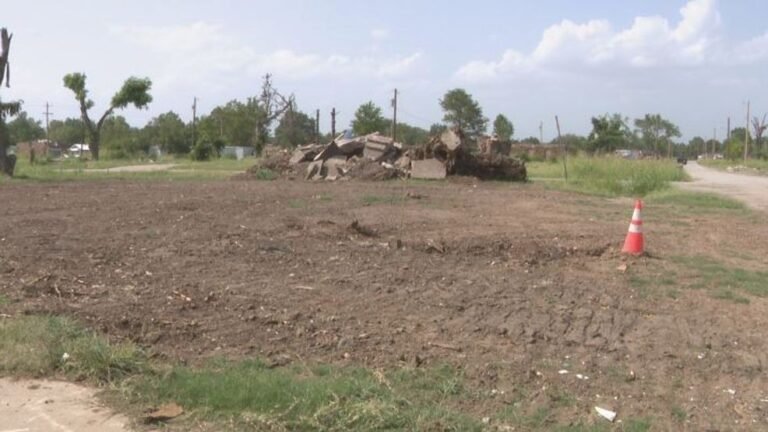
top-left (1, 178), bottom-right (768, 430)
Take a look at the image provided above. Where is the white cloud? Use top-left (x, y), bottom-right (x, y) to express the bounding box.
top-left (455, 0), bottom-right (758, 82)
top-left (370, 28), bottom-right (390, 41)
top-left (111, 22), bottom-right (421, 89)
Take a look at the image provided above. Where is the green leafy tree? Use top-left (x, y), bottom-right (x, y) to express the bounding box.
top-left (144, 111), bottom-right (188, 155)
top-left (429, 123), bottom-right (447, 136)
top-left (49, 118), bottom-right (86, 146)
top-left (439, 88), bottom-right (487, 138)
top-left (725, 137), bottom-right (745, 160)
top-left (7, 111), bottom-right (45, 144)
top-left (0, 27), bottom-right (21, 176)
top-left (198, 99), bottom-right (265, 150)
top-left (588, 114), bottom-right (631, 153)
top-left (351, 101), bottom-right (388, 136)
top-left (688, 136), bottom-right (706, 155)
top-left (729, 127), bottom-right (750, 145)
top-left (559, 134), bottom-right (588, 152)
top-left (633, 114), bottom-right (681, 158)
top-left (63, 73), bottom-right (152, 160)
top-left (275, 109), bottom-right (316, 147)
top-left (492, 114), bottom-right (514, 140)
top-left (396, 122), bottom-right (429, 146)
top-left (101, 116), bottom-right (143, 158)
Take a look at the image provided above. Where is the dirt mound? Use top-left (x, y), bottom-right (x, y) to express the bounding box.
top-left (252, 153), bottom-right (292, 173)
top-left (454, 153), bottom-right (527, 181)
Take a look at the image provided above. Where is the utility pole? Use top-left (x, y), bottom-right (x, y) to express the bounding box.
top-left (555, 115), bottom-right (567, 182)
top-left (744, 101), bottom-right (750, 162)
top-left (315, 109), bottom-right (320, 143)
top-left (286, 98), bottom-right (295, 146)
top-left (331, 108), bottom-right (336, 138)
top-left (539, 121), bottom-right (544, 143)
top-left (192, 97), bottom-right (198, 146)
top-left (712, 128), bottom-right (717, 156)
top-left (727, 117), bottom-right (731, 141)
top-left (391, 88), bottom-right (398, 141)
top-left (42, 102), bottom-right (52, 141)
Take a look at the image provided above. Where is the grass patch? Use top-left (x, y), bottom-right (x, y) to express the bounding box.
top-left (361, 195), bottom-right (406, 206)
top-left (0, 294), bottom-right (8, 306)
top-left (137, 361), bottom-right (481, 430)
top-left (700, 159), bottom-right (768, 175)
top-left (0, 315), bottom-right (146, 380)
top-left (0, 315), bottom-right (483, 430)
top-left (646, 189), bottom-right (746, 211)
top-left (671, 256), bottom-right (768, 302)
top-left (528, 156), bottom-right (688, 197)
top-left (288, 199), bottom-right (307, 208)
top-left (2, 156), bottom-right (255, 183)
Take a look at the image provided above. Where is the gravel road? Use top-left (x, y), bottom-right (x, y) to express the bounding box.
top-left (679, 161), bottom-right (768, 211)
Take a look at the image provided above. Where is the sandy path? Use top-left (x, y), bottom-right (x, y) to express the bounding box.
top-left (0, 378), bottom-right (130, 432)
top-left (679, 161), bottom-right (768, 211)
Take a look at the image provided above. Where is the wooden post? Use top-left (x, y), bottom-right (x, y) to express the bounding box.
top-left (391, 88), bottom-right (398, 141)
top-left (555, 116), bottom-right (567, 182)
top-left (315, 109), bottom-right (320, 143)
top-left (192, 97), bottom-right (198, 146)
top-left (744, 101), bottom-right (750, 162)
top-left (331, 108), bottom-right (336, 138)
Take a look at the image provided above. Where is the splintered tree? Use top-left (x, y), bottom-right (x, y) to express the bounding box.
top-left (63, 73), bottom-right (152, 160)
top-left (751, 114), bottom-right (767, 155)
top-left (0, 27), bottom-right (21, 176)
top-left (253, 74), bottom-right (292, 153)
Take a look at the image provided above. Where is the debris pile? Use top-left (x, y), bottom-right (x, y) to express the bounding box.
top-left (250, 128), bottom-right (526, 182)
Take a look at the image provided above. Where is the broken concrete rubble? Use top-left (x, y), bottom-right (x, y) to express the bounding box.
top-left (411, 159), bottom-right (447, 180)
top-left (250, 127), bottom-right (526, 182)
top-left (363, 133), bottom-right (395, 161)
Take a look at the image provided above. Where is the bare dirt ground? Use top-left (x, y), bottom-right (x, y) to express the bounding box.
top-left (681, 161), bottom-right (768, 211)
top-left (0, 378), bottom-right (129, 431)
top-left (1, 178), bottom-right (768, 429)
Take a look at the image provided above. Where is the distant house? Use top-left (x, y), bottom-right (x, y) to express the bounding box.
top-left (221, 146), bottom-right (255, 160)
top-left (16, 139), bottom-right (64, 159)
top-left (67, 143), bottom-right (91, 157)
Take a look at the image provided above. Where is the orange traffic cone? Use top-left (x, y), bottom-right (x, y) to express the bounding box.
top-left (622, 200), bottom-right (644, 255)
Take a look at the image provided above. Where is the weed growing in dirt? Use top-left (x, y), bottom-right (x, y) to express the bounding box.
top-left (671, 405), bottom-right (687, 422)
top-left (528, 157), bottom-right (687, 197)
top-left (252, 168), bottom-right (278, 180)
top-left (672, 256), bottom-right (768, 302)
top-left (0, 294), bottom-right (8, 305)
top-left (0, 315), bottom-right (147, 380)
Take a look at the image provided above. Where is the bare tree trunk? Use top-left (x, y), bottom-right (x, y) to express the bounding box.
top-left (0, 28), bottom-right (15, 176)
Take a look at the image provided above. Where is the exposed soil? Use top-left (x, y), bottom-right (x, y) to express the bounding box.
top-left (1, 178), bottom-right (768, 430)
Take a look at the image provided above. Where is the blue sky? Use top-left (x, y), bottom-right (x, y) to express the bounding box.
top-left (3, 0), bottom-right (768, 140)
